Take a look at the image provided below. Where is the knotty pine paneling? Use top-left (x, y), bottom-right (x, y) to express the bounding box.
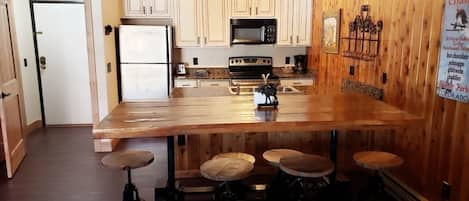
top-left (308, 0), bottom-right (469, 200)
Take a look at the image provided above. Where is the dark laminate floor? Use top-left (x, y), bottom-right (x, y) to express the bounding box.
top-left (0, 127), bottom-right (396, 201)
top-left (0, 127), bottom-right (167, 201)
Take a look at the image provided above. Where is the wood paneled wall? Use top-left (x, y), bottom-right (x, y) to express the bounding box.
top-left (307, 0), bottom-right (469, 200)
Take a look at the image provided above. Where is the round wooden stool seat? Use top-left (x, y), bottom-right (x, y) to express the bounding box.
top-left (353, 151), bottom-right (404, 170)
top-left (263, 149), bottom-right (303, 167)
top-left (213, 152), bottom-right (256, 164)
top-left (101, 150), bottom-right (154, 170)
top-left (200, 158), bottom-right (254, 182)
top-left (279, 154), bottom-right (334, 178)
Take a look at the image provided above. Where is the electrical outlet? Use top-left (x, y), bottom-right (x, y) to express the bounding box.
top-left (177, 135), bottom-right (186, 146)
top-left (24, 58), bottom-right (28, 67)
top-left (106, 63), bottom-right (112, 73)
top-left (442, 181), bottom-right (451, 200)
top-left (285, 56), bottom-right (291, 64)
top-left (193, 57), bottom-right (199, 65)
top-left (349, 65), bottom-right (355, 76)
top-left (382, 73), bottom-right (388, 84)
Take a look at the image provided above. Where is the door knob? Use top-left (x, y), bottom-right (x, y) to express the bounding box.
top-left (0, 92), bottom-right (11, 99)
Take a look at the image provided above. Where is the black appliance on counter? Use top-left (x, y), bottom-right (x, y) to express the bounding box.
top-left (229, 56), bottom-right (279, 86)
top-left (294, 55), bottom-right (308, 74)
top-left (230, 19), bottom-right (277, 45)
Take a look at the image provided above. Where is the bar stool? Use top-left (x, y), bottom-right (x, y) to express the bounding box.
top-left (212, 152), bottom-right (256, 164)
top-left (200, 157), bottom-right (254, 201)
top-left (353, 151), bottom-right (404, 201)
top-left (279, 154), bottom-right (335, 201)
top-left (102, 150), bottom-right (154, 201)
top-left (262, 149), bottom-right (303, 200)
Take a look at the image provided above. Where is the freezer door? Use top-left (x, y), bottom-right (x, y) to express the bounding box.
top-left (121, 64), bottom-right (169, 101)
top-left (120, 25), bottom-right (168, 63)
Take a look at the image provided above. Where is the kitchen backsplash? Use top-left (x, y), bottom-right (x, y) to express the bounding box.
top-left (174, 46), bottom-right (307, 67)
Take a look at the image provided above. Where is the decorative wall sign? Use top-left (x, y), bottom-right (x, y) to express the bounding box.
top-left (436, 1), bottom-right (469, 103)
top-left (341, 5), bottom-right (383, 61)
top-left (322, 10), bottom-right (341, 54)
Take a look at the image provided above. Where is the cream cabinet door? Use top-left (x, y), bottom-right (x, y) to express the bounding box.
top-left (201, 0), bottom-right (229, 47)
top-left (124, 0), bottom-right (146, 17)
top-left (174, 0), bottom-right (201, 47)
top-left (275, 0), bottom-right (293, 46)
top-left (292, 0), bottom-right (312, 46)
top-left (231, 0), bottom-right (252, 17)
top-left (254, 0), bottom-right (275, 17)
top-left (146, 0), bottom-right (171, 17)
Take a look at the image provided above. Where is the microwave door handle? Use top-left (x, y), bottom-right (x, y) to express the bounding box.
top-left (261, 26), bottom-right (266, 42)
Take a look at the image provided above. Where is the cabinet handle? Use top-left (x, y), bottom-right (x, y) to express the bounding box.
top-left (143, 6), bottom-right (146, 15)
top-left (297, 36), bottom-right (300, 43)
top-left (290, 36), bottom-right (293, 44)
top-left (204, 37), bottom-right (207, 44)
top-left (197, 37), bottom-right (200, 44)
top-left (150, 6), bottom-right (153, 14)
top-left (256, 7), bottom-right (258, 15)
top-left (250, 7), bottom-right (252, 15)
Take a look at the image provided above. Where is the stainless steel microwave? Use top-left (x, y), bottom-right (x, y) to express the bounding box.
top-left (230, 19), bottom-right (277, 45)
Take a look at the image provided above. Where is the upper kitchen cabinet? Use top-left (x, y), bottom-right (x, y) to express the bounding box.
top-left (231, 0), bottom-right (275, 18)
top-left (255, 0), bottom-right (275, 17)
top-left (174, 0), bottom-right (200, 47)
top-left (201, 0), bottom-right (230, 47)
top-left (174, 0), bottom-right (229, 47)
top-left (276, 0), bottom-right (312, 46)
top-left (123, 0), bottom-right (172, 18)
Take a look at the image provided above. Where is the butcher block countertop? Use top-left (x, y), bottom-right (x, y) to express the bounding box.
top-left (93, 88), bottom-right (422, 139)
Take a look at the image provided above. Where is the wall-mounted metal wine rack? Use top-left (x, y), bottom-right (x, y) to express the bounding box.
top-left (342, 5), bottom-right (383, 61)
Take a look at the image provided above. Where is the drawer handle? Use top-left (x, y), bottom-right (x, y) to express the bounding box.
top-left (210, 84), bottom-right (219, 86)
top-left (182, 84), bottom-right (191, 87)
top-left (293, 82), bottom-right (302, 85)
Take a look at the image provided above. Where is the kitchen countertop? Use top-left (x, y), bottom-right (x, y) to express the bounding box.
top-left (93, 91), bottom-right (422, 139)
top-left (174, 67), bottom-right (316, 80)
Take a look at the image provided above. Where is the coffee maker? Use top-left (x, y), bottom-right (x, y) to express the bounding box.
top-left (294, 55), bottom-right (308, 74)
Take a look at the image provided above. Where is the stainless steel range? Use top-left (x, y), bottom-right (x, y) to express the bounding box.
top-left (229, 56), bottom-right (279, 86)
top-left (228, 56), bottom-right (300, 95)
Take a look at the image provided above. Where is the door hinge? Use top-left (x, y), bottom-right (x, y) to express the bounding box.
top-left (1, 92), bottom-right (12, 99)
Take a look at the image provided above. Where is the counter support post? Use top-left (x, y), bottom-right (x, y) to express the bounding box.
top-left (330, 130), bottom-right (338, 184)
top-left (155, 136), bottom-right (177, 201)
top-left (167, 136), bottom-right (176, 193)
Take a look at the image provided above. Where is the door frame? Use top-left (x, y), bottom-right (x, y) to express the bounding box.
top-left (29, 0), bottom-right (100, 126)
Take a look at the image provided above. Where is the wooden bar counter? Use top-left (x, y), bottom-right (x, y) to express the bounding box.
top-left (93, 87), bottom-right (422, 199)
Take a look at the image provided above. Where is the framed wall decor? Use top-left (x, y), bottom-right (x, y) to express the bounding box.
top-left (322, 9), bottom-right (341, 54)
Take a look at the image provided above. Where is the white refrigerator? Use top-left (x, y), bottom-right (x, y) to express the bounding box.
top-left (119, 25), bottom-right (172, 101)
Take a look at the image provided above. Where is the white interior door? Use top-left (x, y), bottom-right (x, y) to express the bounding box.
top-left (34, 3), bottom-right (92, 125)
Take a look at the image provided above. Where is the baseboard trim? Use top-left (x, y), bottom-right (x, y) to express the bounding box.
top-left (94, 139), bottom-right (120, 152)
top-left (46, 124), bottom-right (93, 128)
top-left (24, 120), bottom-right (43, 136)
top-left (381, 171), bottom-right (429, 201)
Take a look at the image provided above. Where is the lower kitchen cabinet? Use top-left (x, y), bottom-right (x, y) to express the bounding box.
top-left (199, 80), bottom-right (230, 87)
top-left (280, 78), bottom-right (314, 87)
top-left (174, 79), bottom-right (198, 88)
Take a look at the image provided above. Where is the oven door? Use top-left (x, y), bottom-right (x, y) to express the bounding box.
top-left (231, 19), bottom-right (276, 45)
